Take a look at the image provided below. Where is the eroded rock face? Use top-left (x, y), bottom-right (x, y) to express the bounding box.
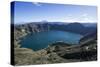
top-left (14, 23), bottom-right (50, 48)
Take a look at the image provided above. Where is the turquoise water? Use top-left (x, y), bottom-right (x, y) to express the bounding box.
top-left (21, 30), bottom-right (83, 50)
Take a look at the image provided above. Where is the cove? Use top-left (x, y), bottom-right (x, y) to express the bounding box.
top-left (20, 30), bottom-right (83, 51)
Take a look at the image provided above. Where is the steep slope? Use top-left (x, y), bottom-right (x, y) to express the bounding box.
top-left (65, 22), bottom-right (96, 35)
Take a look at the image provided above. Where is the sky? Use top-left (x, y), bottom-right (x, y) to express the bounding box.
top-left (12, 1), bottom-right (97, 24)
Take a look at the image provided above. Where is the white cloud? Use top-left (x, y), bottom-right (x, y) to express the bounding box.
top-left (80, 13), bottom-right (94, 22)
top-left (62, 13), bottom-right (97, 23)
top-left (32, 2), bottom-right (41, 6)
top-left (69, 13), bottom-right (94, 22)
top-left (82, 13), bottom-right (88, 17)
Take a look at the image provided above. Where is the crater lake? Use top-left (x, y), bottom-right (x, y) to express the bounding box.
top-left (20, 30), bottom-right (83, 51)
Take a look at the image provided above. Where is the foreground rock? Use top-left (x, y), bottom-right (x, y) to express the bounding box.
top-left (14, 40), bottom-right (97, 65)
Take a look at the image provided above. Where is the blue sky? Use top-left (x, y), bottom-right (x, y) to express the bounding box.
top-left (12, 1), bottom-right (97, 24)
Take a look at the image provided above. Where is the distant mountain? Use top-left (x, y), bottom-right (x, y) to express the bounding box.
top-left (65, 22), bottom-right (85, 34)
top-left (65, 22), bottom-right (97, 35)
top-left (14, 22), bottom-right (97, 36)
top-left (50, 22), bottom-right (97, 35)
top-left (82, 23), bottom-right (97, 27)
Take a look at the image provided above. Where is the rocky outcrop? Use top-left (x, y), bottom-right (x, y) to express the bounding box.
top-left (14, 40), bottom-right (97, 65)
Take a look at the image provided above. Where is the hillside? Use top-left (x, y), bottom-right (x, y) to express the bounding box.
top-left (14, 40), bottom-right (97, 65)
